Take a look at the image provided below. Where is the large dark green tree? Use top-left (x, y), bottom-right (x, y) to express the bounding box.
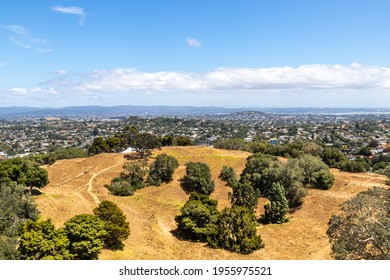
top-left (263, 182), bottom-right (289, 224)
top-left (230, 176), bottom-right (260, 212)
top-left (327, 187), bottom-right (390, 260)
top-left (131, 133), bottom-right (162, 158)
top-left (180, 162), bottom-right (215, 195)
top-left (175, 193), bottom-right (219, 241)
top-left (88, 137), bottom-right (109, 155)
top-left (208, 206), bottom-right (264, 254)
top-left (240, 153), bottom-right (281, 197)
top-left (93, 201), bottom-right (130, 250)
top-left (147, 153), bottom-right (179, 186)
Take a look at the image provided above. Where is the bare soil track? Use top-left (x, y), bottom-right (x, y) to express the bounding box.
top-left (36, 146), bottom-right (388, 260)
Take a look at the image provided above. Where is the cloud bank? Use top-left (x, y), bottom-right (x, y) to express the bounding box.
top-left (4, 64), bottom-right (390, 97)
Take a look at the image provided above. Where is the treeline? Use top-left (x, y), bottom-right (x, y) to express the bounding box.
top-left (214, 138), bottom-right (389, 174)
top-left (88, 126), bottom-right (193, 158)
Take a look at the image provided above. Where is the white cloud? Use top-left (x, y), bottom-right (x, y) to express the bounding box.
top-left (56, 69), bottom-right (67, 75)
top-left (9, 87), bottom-right (58, 96)
top-left (3, 25), bottom-right (28, 35)
top-left (186, 37), bottom-right (201, 47)
top-left (3, 25), bottom-right (51, 53)
top-left (5, 64), bottom-right (390, 100)
top-left (75, 64), bottom-right (390, 93)
top-left (51, 6), bottom-right (86, 26)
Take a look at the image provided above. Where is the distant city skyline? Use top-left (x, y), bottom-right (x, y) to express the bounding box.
top-left (1, 0), bottom-right (390, 108)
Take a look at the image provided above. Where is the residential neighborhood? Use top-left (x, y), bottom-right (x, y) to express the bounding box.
top-left (1, 111), bottom-right (390, 160)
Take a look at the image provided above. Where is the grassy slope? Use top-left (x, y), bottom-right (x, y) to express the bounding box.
top-left (36, 146), bottom-right (387, 260)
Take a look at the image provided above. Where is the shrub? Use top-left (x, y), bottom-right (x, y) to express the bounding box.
top-left (105, 178), bottom-right (134, 196)
top-left (218, 165), bottom-right (238, 187)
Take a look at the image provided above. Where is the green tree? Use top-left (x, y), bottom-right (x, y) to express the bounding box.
top-left (106, 137), bottom-right (121, 152)
top-left (321, 147), bottom-right (347, 168)
top-left (263, 182), bottom-right (289, 224)
top-left (302, 141), bottom-right (324, 157)
top-left (18, 219), bottom-right (71, 260)
top-left (240, 153), bottom-right (281, 197)
top-left (327, 187), bottom-right (390, 260)
top-left (175, 193), bottom-right (219, 241)
top-left (63, 214), bottom-right (108, 260)
top-left (121, 160), bottom-right (148, 190)
top-left (147, 153), bottom-right (179, 186)
top-left (180, 162), bottom-right (215, 195)
top-left (208, 206), bottom-right (264, 254)
top-left (0, 159), bottom-right (48, 192)
top-left (230, 176), bottom-right (260, 212)
top-left (298, 154), bottom-right (334, 190)
top-left (0, 236), bottom-right (19, 260)
top-left (0, 182), bottom-right (39, 237)
top-left (279, 158), bottom-right (307, 207)
top-left (88, 137), bottom-right (108, 155)
top-left (105, 178), bottom-right (134, 196)
top-left (218, 165), bottom-right (238, 187)
top-left (93, 201), bottom-right (130, 250)
top-left (339, 160), bottom-right (369, 173)
top-left (174, 136), bottom-right (193, 146)
top-left (131, 133), bottom-right (161, 158)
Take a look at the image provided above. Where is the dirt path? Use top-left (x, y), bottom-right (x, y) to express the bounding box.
top-left (87, 162), bottom-right (124, 205)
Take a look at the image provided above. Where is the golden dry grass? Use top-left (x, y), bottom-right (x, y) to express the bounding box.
top-left (35, 146), bottom-right (388, 260)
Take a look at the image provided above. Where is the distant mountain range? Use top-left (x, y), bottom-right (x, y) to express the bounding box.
top-left (1, 105), bottom-right (390, 118)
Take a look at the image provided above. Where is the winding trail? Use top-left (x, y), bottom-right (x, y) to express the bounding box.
top-left (87, 162), bottom-right (124, 205)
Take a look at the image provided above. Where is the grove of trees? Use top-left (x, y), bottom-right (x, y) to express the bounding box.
top-left (105, 154), bottom-right (180, 196)
top-left (18, 200), bottom-right (130, 260)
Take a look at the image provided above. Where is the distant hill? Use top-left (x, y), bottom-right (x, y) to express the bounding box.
top-left (1, 105), bottom-right (390, 118)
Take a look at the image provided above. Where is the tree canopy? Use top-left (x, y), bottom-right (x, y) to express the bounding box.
top-left (180, 162), bottom-right (215, 195)
top-left (327, 187), bottom-right (390, 260)
top-left (93, 200), bottom-right (130, 250)
top-left (147, 153), bottom-right (179, 186)
top-left (63, 214), bottom-right (108, 260)
top-left (208, 206), bottom-right (264, 254)
top-left (175, 193), bottom-right (219, 242)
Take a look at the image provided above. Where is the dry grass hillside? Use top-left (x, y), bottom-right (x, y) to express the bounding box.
top-left (36, 146), bottom-right (388, 260)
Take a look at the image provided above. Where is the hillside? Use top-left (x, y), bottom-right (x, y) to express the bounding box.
top-left (35, 146), bottom-right (388, 260)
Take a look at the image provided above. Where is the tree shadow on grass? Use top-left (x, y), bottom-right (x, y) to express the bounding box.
top-left (30, 188), bottom-right (43, 196)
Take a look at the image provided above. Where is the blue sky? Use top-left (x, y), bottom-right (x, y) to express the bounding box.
top-left (1, 0), bottom-right (390, 108)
